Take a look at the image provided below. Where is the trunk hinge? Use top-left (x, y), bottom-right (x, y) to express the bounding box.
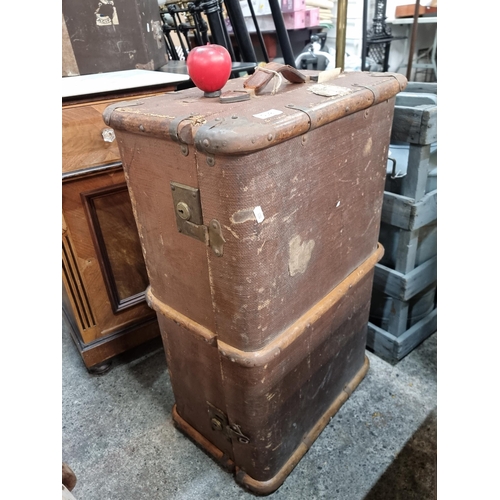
top-left (170, 181), bottom-right (225, 257)
top-left (207, 402), bottom-right (250, 444)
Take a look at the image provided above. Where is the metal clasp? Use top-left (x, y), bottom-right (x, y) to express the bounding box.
top-left (170, 182), bottom-right (225, 257)
top-left (208, 402), bottom-right (250, 444)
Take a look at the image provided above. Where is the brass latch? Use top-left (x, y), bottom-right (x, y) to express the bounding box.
top-left (207, 402), bottom-right (250, 444)
top-left (170, 182), bottom-right (225, 257)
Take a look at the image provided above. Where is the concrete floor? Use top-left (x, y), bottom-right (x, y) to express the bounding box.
top-left (62, 318), bottom-right (437, 500)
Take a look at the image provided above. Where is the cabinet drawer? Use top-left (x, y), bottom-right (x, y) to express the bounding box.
top-left (62, 100), bottom-right (122, 173)
top-left (62, 93), bottom-right (165, 173)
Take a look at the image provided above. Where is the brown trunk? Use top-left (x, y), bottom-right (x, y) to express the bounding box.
top-left (105, 69), bottom-right (406, 494)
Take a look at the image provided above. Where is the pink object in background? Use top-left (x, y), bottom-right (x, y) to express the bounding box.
top-left (305, 7), bottom-right (320, 27)
top-left (281, 0), bottom-right (306, 13)
top-left (283, 10), bottom-right (306, 29)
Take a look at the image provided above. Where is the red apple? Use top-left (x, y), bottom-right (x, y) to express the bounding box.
top-left (186, 44), bottom-right (232, 95)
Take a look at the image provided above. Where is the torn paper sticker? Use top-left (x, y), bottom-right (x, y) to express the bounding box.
top-left (253, 206), bottom-right (265, 223)
top-left (253, 109), bottom-right (283, 120)
top-left (308, 84), bottom-right (353, 98)
top-left (95, 0), bottom-right (119, 25)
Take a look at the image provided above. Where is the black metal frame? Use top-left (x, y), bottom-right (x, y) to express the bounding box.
top-left (159, 0), bottom-right (296, 67)
top-left (161, 1), bottom-right (230, 60)
top-left (362, 0), bottom-right (404, 72)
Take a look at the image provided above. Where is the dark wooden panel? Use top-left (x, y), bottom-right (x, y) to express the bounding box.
top-left (62, 168), bottom-right (156, 348)
top-left (82, 182), bottom-right (149, 312)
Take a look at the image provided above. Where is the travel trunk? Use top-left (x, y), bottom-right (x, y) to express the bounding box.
top-left (104, 69), bottom-right (406, 494)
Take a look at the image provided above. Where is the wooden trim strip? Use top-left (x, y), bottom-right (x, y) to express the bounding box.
top-left (172, 404), bottom-right (236, 473)
top-left (217, 245), bottom-right (383, 367)
top-left (147, 245), bottom-right (383, 361)
top-left (62, 162), bottom-right (123, 183)
top-left (145, 287), bottom-right (217, 345)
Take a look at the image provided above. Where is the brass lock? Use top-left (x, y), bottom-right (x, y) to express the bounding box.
top-left (170, 181), bottom-right (225, 257)
top-left (176, 202), bottom-right (191, 221)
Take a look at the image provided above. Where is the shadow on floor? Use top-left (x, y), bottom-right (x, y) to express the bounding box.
top-left (364, 408), bottom-right (437, 500)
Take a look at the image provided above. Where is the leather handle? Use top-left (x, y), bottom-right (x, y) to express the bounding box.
top-left (219, 63), bottom-right (337, 103)
top-left (243, 62), bottom-right (308, 95)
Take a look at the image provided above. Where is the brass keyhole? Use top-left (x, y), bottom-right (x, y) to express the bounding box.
top-left (176, 202), bottom-right (191, 221)
top-left (211, 417), bottom-right (223, 431)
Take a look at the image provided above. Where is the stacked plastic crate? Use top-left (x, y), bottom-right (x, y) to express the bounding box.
top-left (367, 82), bottom-right (437, 364)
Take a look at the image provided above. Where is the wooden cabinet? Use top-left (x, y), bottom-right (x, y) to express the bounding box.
top-left (62, 71), bottom-right (189, 371)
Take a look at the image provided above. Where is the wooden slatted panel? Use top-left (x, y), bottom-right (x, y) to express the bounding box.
top-left (62, 233), bottom-right (96, 331)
